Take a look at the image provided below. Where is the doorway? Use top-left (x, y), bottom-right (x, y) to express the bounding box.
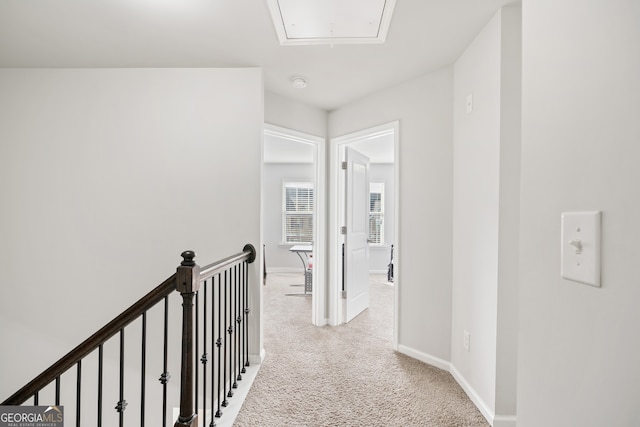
top-left (263, 124), bottom-right (326, 326)
top-left (328, 121), bottom-right (399, 348)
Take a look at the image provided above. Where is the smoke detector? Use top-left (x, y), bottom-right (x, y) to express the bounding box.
top-left (291, 76), bottom-right (308, 89)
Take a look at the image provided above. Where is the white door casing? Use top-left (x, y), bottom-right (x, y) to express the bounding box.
top-left (263, 123), bottom-right (326, 326)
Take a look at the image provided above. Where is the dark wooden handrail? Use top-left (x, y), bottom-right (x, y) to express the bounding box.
top-left (2, 274), bottom-right (178, 406)
top-left (199, 244), bottom-right (257, 282)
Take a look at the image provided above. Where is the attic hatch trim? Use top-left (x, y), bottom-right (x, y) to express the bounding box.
top-left (266, 0), bottom-right (397, 46)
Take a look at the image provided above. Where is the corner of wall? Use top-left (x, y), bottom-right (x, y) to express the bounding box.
top-left (448, 363), bottom-right (494, 425)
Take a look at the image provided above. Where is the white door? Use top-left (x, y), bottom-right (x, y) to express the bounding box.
top-left (344, 147), bottom-right (370, 322)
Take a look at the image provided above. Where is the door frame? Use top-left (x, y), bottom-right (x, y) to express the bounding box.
top-left (263, 123), bottom-right (327, 326)
top-left (328, 121), bottom-right (400, 349)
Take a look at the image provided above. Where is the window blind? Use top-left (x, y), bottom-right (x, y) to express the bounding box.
top-left (369, 182), bottom-right (384, 245)
top-left (283, 182), bottom-right (314, 243)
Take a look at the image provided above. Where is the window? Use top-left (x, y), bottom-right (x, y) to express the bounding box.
top-left (283, 182), bottom-right (314, 244)
top-left (369, 183), bottom-right (384, 245)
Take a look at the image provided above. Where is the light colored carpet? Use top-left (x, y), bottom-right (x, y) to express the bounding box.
top-left (233, 273), bottom-right (489, 427)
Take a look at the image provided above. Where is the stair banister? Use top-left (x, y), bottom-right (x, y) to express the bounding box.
top-left (2, 243), bottom-right (257, 427)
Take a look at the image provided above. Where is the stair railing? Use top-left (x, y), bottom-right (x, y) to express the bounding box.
top-left (2, 244), bottom-right (256, 427)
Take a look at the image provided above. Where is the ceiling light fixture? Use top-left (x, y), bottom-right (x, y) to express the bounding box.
top-left (291, 76), bottom-right (308, 89)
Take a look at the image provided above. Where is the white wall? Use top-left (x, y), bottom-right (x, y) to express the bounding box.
top-left (264, 91), bottom-right (327, 138)
top-left (329, 69), bottom-right (454, 364)
top-left (452, 10), bottom-right (502, 416)
top-left (518, 1), bottom-right (640, 426)
top-left (263, 162), bottom-right (314, 270)
top-left (0, 69), bottom-right (264, 405)
top-left (451, 7), bottom-right (520, 424)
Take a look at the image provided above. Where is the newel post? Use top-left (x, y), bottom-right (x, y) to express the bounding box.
top-left (175, 250), bottom-right (201, 427)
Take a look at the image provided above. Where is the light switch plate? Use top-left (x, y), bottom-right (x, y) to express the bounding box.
top-left (561, 211), bottom-right (601, 287)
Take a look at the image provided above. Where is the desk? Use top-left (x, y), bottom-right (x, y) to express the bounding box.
top-left (289, 245), bottom-right (312, 295)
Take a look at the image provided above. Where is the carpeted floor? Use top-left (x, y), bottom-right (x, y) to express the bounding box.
top-left (233, 273), bottom-right (489, 427)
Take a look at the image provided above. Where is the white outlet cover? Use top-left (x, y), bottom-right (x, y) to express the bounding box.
top-left (561, 211), bottom-right (601, 287)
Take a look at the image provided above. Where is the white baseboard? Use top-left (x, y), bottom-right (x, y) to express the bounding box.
top-left (396, 346), bottom-right (516, 427)
top-left (493, 415), bottom-right (517, 427)
top-left (249, 349), bottom-right (265, 366)
top-left (172, 356), bottom-right (262, 427)
top-left (314, 317), bottom-right (328, 327)
top-left (396, 344), bottom-right (451, 372)
top-left (266, 267), bottom-right (304, 274)
top-left (449, 364), bottom-right (494, 425)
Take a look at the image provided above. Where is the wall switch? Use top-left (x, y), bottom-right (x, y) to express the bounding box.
top-left (463, 330), bottom-right (470, 352)
top-left (561, 211), bottom-right (602, 287)
top-left (466, 94), bottom-right (473, 113)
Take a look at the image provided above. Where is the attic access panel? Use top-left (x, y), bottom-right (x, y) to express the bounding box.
top-left (267, 0), bottom-right (396, 45)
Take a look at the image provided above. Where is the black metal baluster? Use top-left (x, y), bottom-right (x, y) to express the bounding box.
top-left (235, 264), bottom-right (241, 384)
top-left (76, 360), bottom-right (82, 427)
top-left (215, 273), bottom-right (223, 419)
top-left (98, 344), bottom-right (103, 427)
top-left (160, 296), bottom-right (170, 427)
top-left (244, 260), bottom-right (250, 370)
top-left (222, 270), bottom-right (229, 406)
top-left (202, 280), bottom-right (208, 426)
top-left (115, 329), bottom-right (127, 427)
top-left (238, 262), bottom-right (247, 374)
top-left (210, 275), bottom-right (216, 427)
top-left (141, 312), bottom-right (147, 427)
top-left (33, 392), bottom-right (38, 406)
top-left (55, 376), bottom-right (60, 406)
top-left (195, 291), bottom-right (199, 419)
top-left (230, 265), bottom-right (237, 392)
top-left (240, 260), bottom-right (246, 374)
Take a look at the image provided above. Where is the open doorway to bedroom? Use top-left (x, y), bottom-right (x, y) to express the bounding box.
top-left (262, 124), bottom-right (326, 326)
top-left (329, 121), bottom-right (399, 347)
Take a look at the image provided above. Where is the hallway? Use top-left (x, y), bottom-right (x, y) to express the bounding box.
top-left (234, 273), bottom-right (488, 426)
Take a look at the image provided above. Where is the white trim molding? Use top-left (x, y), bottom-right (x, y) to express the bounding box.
top-left (266, 267), bottom-right (305, 274)
top-left (202, 358), bottom-right (262, 427)
top-left (266, 0), bottom-right (397, 46)
top-left (264, 123), bottom-right (326, 327)
top-left (396, 344), bottom-right (451, 372)
top-left (493, 415), bottom-right (517, 427)
top-left (395, 347), bottom-right (517, 427)
top-left (449, 364), bottom-right (494, 425)
top-left (249, 348), bottom-right (266, 366)
top-left (329, 120), bottom-right (400, 343)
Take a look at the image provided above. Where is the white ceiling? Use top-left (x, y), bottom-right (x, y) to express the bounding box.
top-left (0, 0), bottom-right (518, 111)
